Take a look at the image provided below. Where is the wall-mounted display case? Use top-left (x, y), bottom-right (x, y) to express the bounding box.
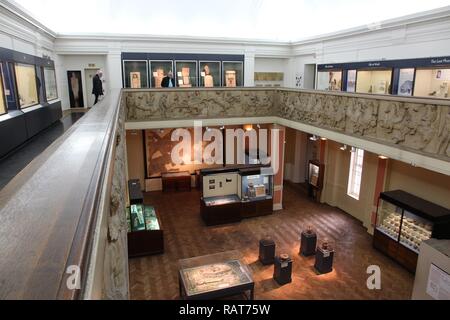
top-left (127, 204), bottom-right (164, 257)
top-left (200, 165), bottom-right (273, 226)
top-left (199, 61), bottom-right (221, 87)
top-left (346, 69), bottom-right (357, 92)
top-left (308, 160), bottom-right (325, 201)
top-left (14, 63), bottom-right (39, 108)
top-left (43, 67), bottom-right (58, 101)
top-left (223, 61), bottom-right (243, 87)
top-left (373, 190), bottom-right (450, 273)
top-left (0, 66), bottom-right (6, 115)
top-left (123, 60), bottom-right (148, 88)
top-left (317, 70), bottom-right (342, 91)
top-left (150, 60), bottom-right (173, 88)
top-left (175, 61), bottom-right (197, 87)
top-left (356, 69), bottom-right (392, 94)
top-left (414, 68), bottom-right (450, 99)
top-left (397, 68), bottom-right (415, 97)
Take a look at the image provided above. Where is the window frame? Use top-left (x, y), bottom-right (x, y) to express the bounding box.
top-left (347, 148), bottom-right (364, 200)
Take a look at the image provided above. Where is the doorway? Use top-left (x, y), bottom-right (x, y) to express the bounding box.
top-left (84, 68), bottom-right (100, 108)
top-left (303, 64), bottom-right (316, 89)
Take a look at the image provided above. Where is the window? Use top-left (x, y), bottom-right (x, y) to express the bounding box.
top-left (0, 66), bottom-right (6, 115)
top-left (14, 63), bottom-right (39, 108)
top-left (347, 148), bottom-right (364, 200)
top-left (44, 67), bottom-right (58, 101)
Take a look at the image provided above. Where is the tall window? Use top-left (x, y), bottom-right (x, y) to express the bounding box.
top-left (347, 148), bottom-right (364, 200)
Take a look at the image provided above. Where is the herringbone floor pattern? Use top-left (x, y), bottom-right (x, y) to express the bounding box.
top-left (129, 183), bottom-right (414, 300)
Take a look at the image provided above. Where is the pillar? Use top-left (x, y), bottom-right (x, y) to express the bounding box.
top-left (272, 125), bottom-right (286, 211)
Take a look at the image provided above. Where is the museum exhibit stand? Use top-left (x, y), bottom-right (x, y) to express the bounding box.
top-left (300, 227), bottom-right (317, 256)
top-left (178, 251), bottom-right (254, 300)
top-left (259, 238), bottom-right (276, 265)
top-left (316, 70), bottom-right (343, 91)
top-left (314, 239), bottom-right (334, 274)
top-left (200, 165), bottom-right (274, 226)
top-left (273, 254), bottom-right (293, 285)
top-left (373, 190), bottom-right (450, 273)
top-left (127, 204), bottom-right (164, 257)
top-left (128, 179), bottom-right (144, 204)
top-left (162, 171), bottom-right (191, 192)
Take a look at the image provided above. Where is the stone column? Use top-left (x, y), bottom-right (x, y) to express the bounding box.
top-left (244, 49), bottom-right (255, 87)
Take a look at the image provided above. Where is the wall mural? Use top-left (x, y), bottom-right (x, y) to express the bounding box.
top-left (124, 89), bottom-right (450, 161)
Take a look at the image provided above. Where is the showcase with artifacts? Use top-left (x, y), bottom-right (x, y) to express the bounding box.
top-left (178, 250), bottom-right (254, 300)
top-left (123, 60), bottom-right (148, 88)
top-left (199, 61), bottom-right (221, 87)
top-left (356, 69), bottom-right (392, 94)
top-left (150, 60), bottom-right (173, 88)
top-left (43, 67), bottom-right (58, 101)
top-left (14, 63), bottom-right (38, 108)
top-left (316, 70), bottom-right (342, 91)
top-left (414, 68), bottom-right (450, 99)
top-left (176, 61), bottom-right (197, 87)
top-left (200, 165), bottom-right (273, 226)
top-left (127, 204), bottom-right (164, 257)
top-left (373, 190), bottom-right (450, 273)
top-left (223, 61), bottom-right (243, 87)
top-left (0, 68), bottom-right (6, 115)
top-left (308, 160), bottom-right (324, 202)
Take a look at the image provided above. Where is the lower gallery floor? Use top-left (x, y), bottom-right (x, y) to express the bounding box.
top-left (129, 183), bottom-right (414, 300)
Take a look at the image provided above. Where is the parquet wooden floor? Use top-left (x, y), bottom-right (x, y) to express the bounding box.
top-left (129, 182), bottom-right (414, 300)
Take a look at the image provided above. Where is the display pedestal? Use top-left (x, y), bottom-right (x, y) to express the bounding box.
top-left (273, 255), bottom-right (292, 285)
top-left (314, 247), bottom-right (334, 274)
top-left (259, 238), bottom-right (275, 265)
top-left (128, 179), bottom-right (143, 204)
top-left (300, 230), bottom-right (317, 256)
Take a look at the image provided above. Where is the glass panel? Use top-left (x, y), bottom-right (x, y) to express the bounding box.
top-left (143, 205), bottom-right (160, 230)
top-left (398, 68), bottom-right (415, 96)
top-left (15, 63), bottom-right (38, 108)
top-left (414, 68), bottom-right (450, 99)
top-left (400, 210), bottom-right (433, 253)
top-left (43, 68), bottom-right (58, 101)
top-left (150, 60), bottom-right (173, 88)
top-left (356, 70), bottom-right (392, 94)
top-left (309, 163), bottom-right (320, 187)
top-left (376, 199), bottom-right (402, 241)
top-left (199, 61), bottom-right (221, 87)
top-left (346, 70), bottom-right (356, 92)
top-left (123, 60), bottom-right (148, 88)
top-left (241, 174), bottom-right (272, 201)
top-left (223, 61), bottom-right (243, 87)
top-left (0, 67), bottom-right (6, 115)
top-left (175, 61), bottom-right (198, 87)
top-left (317, 71), bottom-right (342, 91)
top-left (130, 204), bottom-right (146, 231)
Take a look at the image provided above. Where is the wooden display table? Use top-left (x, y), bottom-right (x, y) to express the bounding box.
top-left (162, 171), bottom-right (191, 192)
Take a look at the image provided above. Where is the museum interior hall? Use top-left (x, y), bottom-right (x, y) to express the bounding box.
top-left (0, 0), bottom-right (450, 302)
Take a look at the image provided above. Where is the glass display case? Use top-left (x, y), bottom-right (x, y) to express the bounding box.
top-left (127, 204), bottom-right (164, 257)
top-left (175, 61), bottom-right (198, 87)
top-left (397, 68), bottom-right (415, 97)
top-left (414, 68), bottom-right (450, 99)
top-left (199, 61), bottom-right (221, 87)
top-left (373, 190), bottom-right (450, 273)
top-left (123, 60), bottom-right (148, 88)
top-left (43, 67), bottom-right (58, 101)
top-left (356, 69), bottom-right (392, 94)
top-left (375, 198), bottom-right (403, 241)
top-left (178, 250), bottom-right (254, 300)
top-left (346, 70), bottom-right (357, 92)
top-left (223, 61), bottom-right (243, 87)
top-left (317, 70), bottom-right (342, 91)
top-left (150, 60), bottom-right (173, 88)
top-left (14, 63), bottom-right (39, 108)
top-left (0, 67), bottom-right (6, 115)
top-left (241, 173), bottom-right (272, 201)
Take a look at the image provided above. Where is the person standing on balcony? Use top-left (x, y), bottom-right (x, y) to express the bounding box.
top-left (92, 70), bottom-right (104, 105)
top-left (161, 71), bottom-right (175, 88)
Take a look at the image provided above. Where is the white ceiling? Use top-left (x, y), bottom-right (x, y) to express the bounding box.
top-left (9, 0), bottom-right (450, 41)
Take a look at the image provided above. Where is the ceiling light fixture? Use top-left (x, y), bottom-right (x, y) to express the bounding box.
top-left (340, 144), bottom-right (347, 151)
top-left (309, 135), bottom-right (319, 141)
top-left (378, 155), bottom-right (389, 160)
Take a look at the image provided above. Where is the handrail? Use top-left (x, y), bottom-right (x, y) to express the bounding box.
top-left (0, 90), bottom-right (123, 299)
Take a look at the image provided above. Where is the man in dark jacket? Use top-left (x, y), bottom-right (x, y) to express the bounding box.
top-left (92, 70), bottom-right (104, 105)
top-left (161, 71), bottom-right (175, 88)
